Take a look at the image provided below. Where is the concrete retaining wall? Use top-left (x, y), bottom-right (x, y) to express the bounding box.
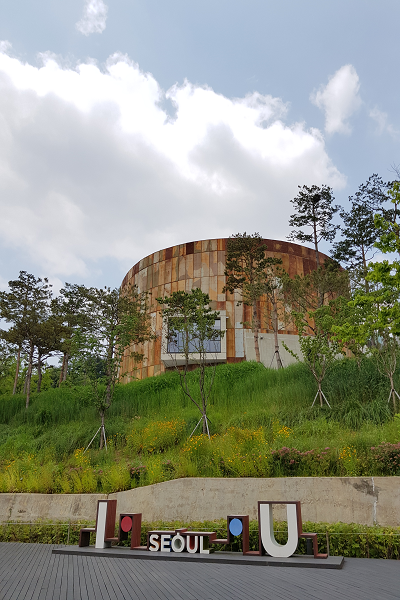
top-left (1, 477), bottom-right (399, 526)
top-left (0, 493), bottom-right (107, 523)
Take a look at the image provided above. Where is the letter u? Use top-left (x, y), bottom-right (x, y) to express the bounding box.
top-left (186, 535), bottom-right (199, 553)
top-left (259, 503), bottom-right (298, 558)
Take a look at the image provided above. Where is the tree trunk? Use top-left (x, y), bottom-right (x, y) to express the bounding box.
top-left (312, 209), bottom-right (320, 269)
top-left (37, 357), bottom-right (42, 393)
top-left (59, 353), bottom-right (66, 386)
top-left (318, 381), bottom-right (323, 407)
top-left (13, 347), bottom-right (21, 395)
top-left (271, 294), bottom-right (283, 369)
top-left (26, 342), bottom-right (34, 409)
top-left (63, 353), bottom-right (69, 381)
top-left (252, 300), bottom-right (260, 363)
top-left (390, 374), bottom-right (397, 412)
top-left (361, 245), bottom-right (369, 294)
top-left (99, 411), bottom-right (105, 449)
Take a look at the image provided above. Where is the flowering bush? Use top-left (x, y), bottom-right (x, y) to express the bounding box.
top-left (370, 442), bottom-right (400, 475)
top-left (271, 446), bottom-right (339, 477)
top-left (338, 445), bottom-right (360, 476)
top-left (180, 428), bottom-right (272, 477)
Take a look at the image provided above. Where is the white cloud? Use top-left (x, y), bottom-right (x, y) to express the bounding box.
top-left (76, 0), bottom-right (108, 36)
top-left (0, 275), bottom-right (8, 291)
top-left (0, 41), bottom-right (11, 53)
top-left (0, 45), bottom-right (345, 282)
top-left (369, 107), bottom-right (399, 138)
top-left (311, 65), bottom-right (361, 135)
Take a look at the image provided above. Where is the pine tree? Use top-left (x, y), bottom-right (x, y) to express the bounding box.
top-left (288, 184), bottom-right (339, 269)
top-left (331, 174), bottom-right (389, 292)
top-left (0, 272), bottom-right (52, 406)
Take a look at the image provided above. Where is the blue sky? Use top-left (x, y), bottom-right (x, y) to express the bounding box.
top-left (0, 0), bottom-right (399, 292)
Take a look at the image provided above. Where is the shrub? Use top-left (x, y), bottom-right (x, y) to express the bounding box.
top-left (127, 419), bottom-right (186, 454)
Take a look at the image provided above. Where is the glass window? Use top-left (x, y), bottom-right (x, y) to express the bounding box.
top-left (167, 319), bottom-right (221, 354)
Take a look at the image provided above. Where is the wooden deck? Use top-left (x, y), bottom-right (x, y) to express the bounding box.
top-left (0, 543), bottom-right (399, 600)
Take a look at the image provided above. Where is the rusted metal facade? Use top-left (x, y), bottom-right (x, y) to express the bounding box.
top-left (120, 238), bottom-right (327, 381)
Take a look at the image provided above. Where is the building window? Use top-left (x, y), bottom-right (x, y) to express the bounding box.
top-left (167, 319), bottom-right (221, 354)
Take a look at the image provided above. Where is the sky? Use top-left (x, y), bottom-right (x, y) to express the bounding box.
top-left (0, 0), bottom-right (399, 293)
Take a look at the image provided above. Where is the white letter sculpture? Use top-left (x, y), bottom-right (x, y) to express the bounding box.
top-left (259, 502), bottom-right (299, 558)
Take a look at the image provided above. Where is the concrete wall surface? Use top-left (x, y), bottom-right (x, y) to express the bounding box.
top-left (1, 477), bottom-right (399, 526)
top-left (0, 493), bottom-right (107, 523)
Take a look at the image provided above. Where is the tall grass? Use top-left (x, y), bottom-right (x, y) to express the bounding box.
top-left (0, 358), bottom-right (399, 493)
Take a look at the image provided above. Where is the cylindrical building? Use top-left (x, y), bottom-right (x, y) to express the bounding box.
top-left (120, 238), bottom-right (328, 381)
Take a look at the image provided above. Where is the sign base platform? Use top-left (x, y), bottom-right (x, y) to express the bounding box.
top-left (53, 546), bottom-right (344, 569)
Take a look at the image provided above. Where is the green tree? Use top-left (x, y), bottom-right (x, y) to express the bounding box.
top-left (223, 233), bottom-right (268, 363)
top-left (32, 315), bottom-right (66, 392)
top-left (52, 283), bottom-right (92, 385)
top-left (281, 263), bottom-right (348, 406)
top-left (287, 184), bottom-right (340, 270)
top-left (0, 337), bottom-right (17, 394)
top-left (283, 306), bottom-right (339, 407)
top-left (157, 289), bottom-right (223, 437)
top-left (77, 284), bottom-right (153, 449)
top-left (334, 177), bottom-right (400, 409)
top-left (0, 326), bottom-right (26, 394)
top-left (345, 177), bottom-right (400, 340)
top-left (331, 175), bottom-right (389, 293)
top-left (0, 272), bottom-right (52, 407)
top-left (281, 261), bottom-right (349, 333)
top-left (332, 295), bottom-right (400, 410)
top-left (368, 178), bottom-right (400, 333)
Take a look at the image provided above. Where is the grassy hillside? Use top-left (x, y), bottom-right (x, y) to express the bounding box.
top-left (0, 359), bottom-right (399, 493)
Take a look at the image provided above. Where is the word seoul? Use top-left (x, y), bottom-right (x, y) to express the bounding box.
top-left (148, 529), bottom-right (212, 554)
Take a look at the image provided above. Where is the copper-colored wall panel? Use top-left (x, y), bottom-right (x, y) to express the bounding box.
top-left (200, 277), bottom-right (210, 295)
top-left (209, 250), bottom-right (218, 277)
top-left (217, 276), bottom-right (225, 302)
top-left (289, 255), bottom-right (297, 278)
top-left (164, 259), bottom-right (172, 284)
top-left (178, 255), bottom-right (186, 281)
top-left (208, 276), bottom-right (218, 302)
top-left (171, 257), bottom-right (179, 282)
top-left (185, 253), bottom-right (194, 279)
top-left (226, 328), bottom-right (235, 359)
top-left (152, 261), bottom-right (159, 288)
top-left (146, 264), bottom-right (153, 291)
top-left (158, 260), bottom-right (166, 286)
top-left (120, 237), bottom-right (326, 381)
top-left (193, 253), bottom-right (202, 279)
top-left (217, 238), bottom-right (226, 251)
top-left (217, 251), bottom-right (225, 276)
top-left (201, 252), bottom-right (210, 278)
top-left (225, 300), bottom-right (235, 328)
